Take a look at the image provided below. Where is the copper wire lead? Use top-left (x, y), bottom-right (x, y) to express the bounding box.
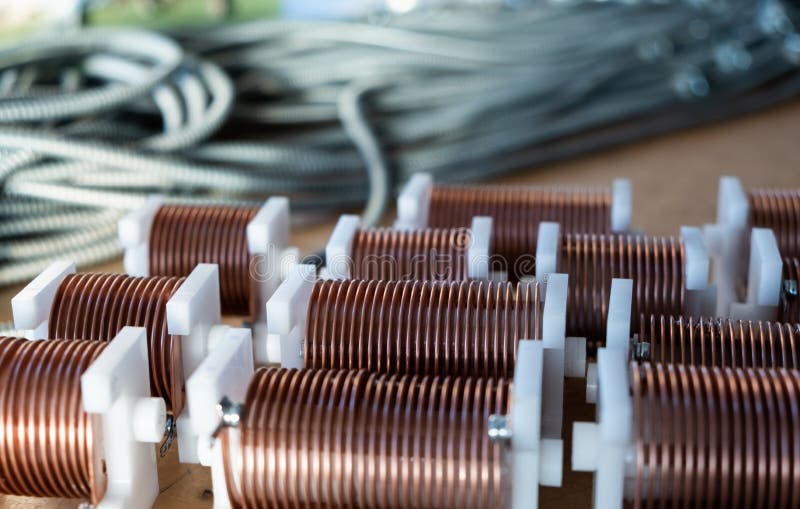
top-left (149, 204), bottom-right (259, 317)
top-left (637, 314), bottom-right (800, 369)
top-left (0, 337), bottom-right (107, 504)
top-left (631, 362), bottom-right (799, 508)
top-left (350, 226), bottom-right (471, 281)
top-left (748, 189), bottom-right (800, 258)
top-left (48, 273), bottom-right (185, 414)
top-left (428, 183), bottom-right (612, 278)
top-left (558, 233), bottom-right (685, 350)
top-left (305, 279), bottom-right (541, 378)
top-left (221, 368), bottom-right (509, 509)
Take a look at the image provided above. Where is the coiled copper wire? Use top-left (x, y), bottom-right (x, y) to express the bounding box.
top-left (305, 279), bottom-right (541, 378)
top-left (748, 188), bottom-right (800, 258)
top-left (631, 362), bottom-right (799, 508)
top-left (636, 314), bottom-right (800, 369)
top-left (349, 226), bottom-right (471, 281)
top-left (48, 272), bottom-right (185, 414)
top-left (558, 233), bottom-right (685, 350)
top-left (0, 337), bottom-right (107, 504)
top-left (149, 204), bottom-right (259, 317)
top-left (779, 256), bottom-right (800, 324)
top-left (220, 367), bottom-right (510, 509)
top-left (428, 183), bottom-right (612, 277)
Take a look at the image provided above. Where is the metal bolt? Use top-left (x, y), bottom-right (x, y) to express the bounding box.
top-left (488, 414), bottom-right (512, 443)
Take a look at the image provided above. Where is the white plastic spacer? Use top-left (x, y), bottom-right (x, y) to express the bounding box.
top-left (81, 326), bottom-right (162, 509)
top-left (468, 216), bottom-right (492, 280)
top-left (585, 362), bottom-right (598, 404)
top-left (118, 195), bottom-right (163, 277)
top-left (535, 222), bottom-right (560, 281)
top-left (326, 215), bottom-right (359, 280)
top-left (680, 226), bottom-right (712, 316)
top-left (541, 272), bottom-right (568, 439)
top-left (730, 228), bottom-right (782, 321)
top-left (264, 263), bottom-right (317, 367)
top-left (610, 178), bottom-right (632, 233)
top-left (187, 326), bottom-right (254, 466)
top-left (12, 260), bottom-right (75, 339)
top-left (394, 172), bottom-right (432, 230)
top-left (606, 279), bottom-right (633, 354)
top-left (564, 336), bottom-right (587, 378)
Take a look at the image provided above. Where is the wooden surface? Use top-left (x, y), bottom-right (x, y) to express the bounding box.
top-left (2, 98), bottom-right (800, 508)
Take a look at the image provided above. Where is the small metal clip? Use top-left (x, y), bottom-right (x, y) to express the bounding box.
top-left (159, 415), bottom-right (177, 458)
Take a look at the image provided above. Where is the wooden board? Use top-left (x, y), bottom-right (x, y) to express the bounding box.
top-left (2, 98), bottom-right (800, 508)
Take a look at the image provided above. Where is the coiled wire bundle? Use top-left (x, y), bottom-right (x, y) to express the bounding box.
top-left (349, 226), bottom-right (471, 281)
top-left (631, 362), bottom-right (800, 508)
top-left (559, 233), bottom-right (685, 349)
top-left (0, 337), bottom-right (107, 504)
top-left (780, 256), bottom-right (800, 323)
top-left (48, 272), bottom-right (185, 414)
top-left (748, 189), bottom-right (800, 257)
top-left (305, 278), bottom-right (540, 377)
top-left (427, 183), bottom-right (612, 274)
top-left (149, 204), bottom-right (258, 317)
top-left (636, 314), bottom-right (800, 369)
top-left (220, 367), bottom-right (509, 508)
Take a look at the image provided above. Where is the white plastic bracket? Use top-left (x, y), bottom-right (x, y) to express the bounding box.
top-left (680, 226), bottom-right (712, 316)
top-left (394, 172), bottom-right (432, 230)
top-left (325, 215), bottom-right (359, 280)
top-left (730, 228), bottom-right (782, 321)
top-left (535, 222), bottom-right (560, 281)
top-left (118, 195), bottom-right (164, 277)
top-left (81, 326), bottom-right (165, 509)
top-left (264, 263), bottom-right (317, 366)
top-left (541, 272), bottom-right (568, 439)
top-left (611, 178), bottom-right (632, 233)
top-left (468, 216), bottom-right (492, 280)
top-left (606, 279), bottom-right (633, 354)
top-left (12, 260), bottom-right (76, 339)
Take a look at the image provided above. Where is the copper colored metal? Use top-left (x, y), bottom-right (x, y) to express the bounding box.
top-left (0, 337), bottom-right (107, 504)
top-left (305, 279), bottom-right (541, 378)
top-left (150, 204), bottom-right (259, 317)
top-left (779, 257), bottom-right (800, 324)
top-left (350, 226), bottom-right (471, 281)
top-left (221, 368), bottom-right (509, 509)
top-left (748, 188), bottom-right (800, 257)
top-left (48, 272), bottom-right (185, 414)
top-left (558, 233), bottom-right (685, 350)
top-left (428, 183), bottom-right (612, 278)
top-left (637, 314), bottom-right (800, 369)
top-left (631, 362), bottom-right (799, 508)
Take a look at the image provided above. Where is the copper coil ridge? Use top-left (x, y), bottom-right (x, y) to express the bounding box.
top-left (631, 362), bottom-right (799, 508)
top-left (221, 367), bottom-right (509, 509)
top-left (350, 226), bottom-right (471, 281)
top-left (48, 272), bottom-right (186, 414)
top-left (306, 278), bottom-right (541, 378)
top-left (748, 189), bottom-right (800, 258)
top-left (0, 337), bottom-right (107, 504)
top-left (428, 184), bottom-right (612, 279)
top-left (780, 257), bottom-right (800, 324)
top-left (559, 233), bottom-right (685, 350)
top-left (150, 204), bottom-right (258, 317)
top-left (638, 314), bottom-right (800, 369)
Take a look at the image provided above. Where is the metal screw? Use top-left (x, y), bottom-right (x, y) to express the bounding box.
top-left (784, 279), bottom-right (798, 300)
top-left (218, 397), bottom-right (243, 428)
top-left (488, 414), bottom-right (512, 443)
top-left (633, 341), bottom-right (651, 361)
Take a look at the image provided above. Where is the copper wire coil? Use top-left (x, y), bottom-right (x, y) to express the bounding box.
top-left (631, 362), bottom-right (799, 508)
top-left (779, 256), bottom-right (800, 324)
top-left (349, 226), bottom-right (471, 281)
top-left (149, 204), bottom-right (259, 317)
top-left (220, 367), bottom-right (510, 509)
top-left (305, 278), bottom-right (541, 378)
top-left (48, 272), bottom-right (185, 414)
top-left (748, 189), bottom-right (800, 258)
top-left (428, 183), bottom-right (612, 278)
top-left (0, 337), bottom-right (107, 504)
top-left (558, 233), bottom-right (685, 350)
top-left (636, 314), bottom-right (800, 369)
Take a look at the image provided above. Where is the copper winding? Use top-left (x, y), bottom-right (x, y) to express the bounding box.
top-left (748, 188), bottom-right (800, 257)
top-left (0, 337), bottom-right (107, 504)
top-left (305, 278), bottom-right (541, 378)
top-left (48, 272), bottom-right (185, 414)
top-left (779, 256), bottom-right (800, 324)
top-left (428, 183), bottom-right (612, 278)
top-left (220, 367), bottom-right (509, 508)
top-left (631, 362), bottom-right (800, 508)
top-left (637, 314), bottom-right (800, 369)
top-left (149, 204), bottom-right (259, 317)
top-left (349, 226), bottom-right (471, 281)
top-left (558, 233), bottom-right (685, 350)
